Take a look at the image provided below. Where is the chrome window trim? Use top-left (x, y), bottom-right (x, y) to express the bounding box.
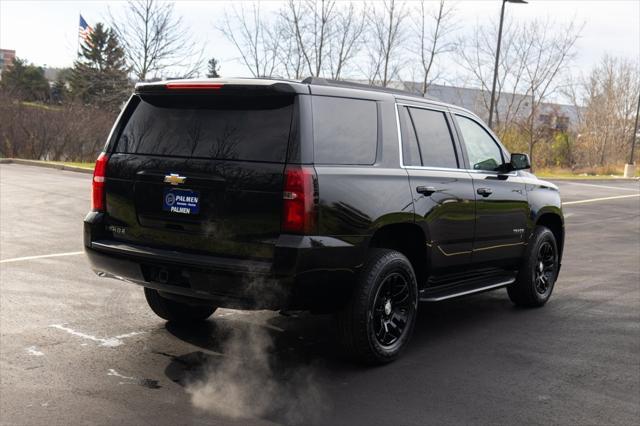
top-left (395, 96), bottom-right (452, 110)
top-left (395, 102), bottom-right (465, 173)
top-left (395, 102), bottom-right (517, 176)
top-left (394, 102), bottom-right (518, 177)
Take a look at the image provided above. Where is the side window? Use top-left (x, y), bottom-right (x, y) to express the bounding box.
top-left (408, 107), bottom-right (458, 169)
top-left (398, 106), bottom-right (421, 166)
top-left (455, 115), bottom-right (504, 171)
top-left (312, 96), bottom-right (377, 165)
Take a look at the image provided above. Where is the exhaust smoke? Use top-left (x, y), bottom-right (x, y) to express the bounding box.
top-left (185, 315), bottom-right (328, 425)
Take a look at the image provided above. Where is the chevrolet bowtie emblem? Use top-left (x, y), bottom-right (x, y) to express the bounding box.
top-left (164, 173), bottom-right (186, 185)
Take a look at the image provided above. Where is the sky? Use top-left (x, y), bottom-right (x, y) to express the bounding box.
top-left (1, 0), bottom-right (639, 82)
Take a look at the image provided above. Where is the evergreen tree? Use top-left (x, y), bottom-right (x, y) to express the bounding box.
top-left (0, 58), bottom-right (50, 101)
top-left (70, 23), bottom-right (131, 110)
top-left (206, 58), bottom-right (220, 78)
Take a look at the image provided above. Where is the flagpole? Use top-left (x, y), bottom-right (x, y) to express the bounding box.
top-left (77, 12), bottom-right (80, 59)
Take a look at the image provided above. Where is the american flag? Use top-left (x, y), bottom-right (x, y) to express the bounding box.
top-left (79, 14), bottom-right (93, 44)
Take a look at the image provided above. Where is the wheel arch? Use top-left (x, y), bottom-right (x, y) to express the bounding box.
top-left (535, 212), bottom-right (565, 262)
top-left (369, 223), bottom-right (427, 288)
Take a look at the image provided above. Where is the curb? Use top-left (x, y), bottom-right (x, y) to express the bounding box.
top-left (0, 158), bottom-right (93, 174)
top-left (541, 176), bottom-right (640, 181)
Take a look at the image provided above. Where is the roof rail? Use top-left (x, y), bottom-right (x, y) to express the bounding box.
top-left (301, 77), bottom-right (439, 101)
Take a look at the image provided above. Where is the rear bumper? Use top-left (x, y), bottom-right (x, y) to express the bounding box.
top-left (84, 213), bottom-right (365, 311)
top-left (85, 243), bottom-right (287, 309)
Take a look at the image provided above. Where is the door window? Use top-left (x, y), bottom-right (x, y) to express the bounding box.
top-left (409, 108), bottom-right (459, 169)
top-left (399, 106), bottom-right (459, 169)
top-left (455, 115), bottom-right (504, 171)
top-left (398, 106), bottom-right (422, 166)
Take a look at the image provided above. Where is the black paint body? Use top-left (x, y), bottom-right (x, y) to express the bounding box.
top-left (84, 79), bottom-right (564, 312)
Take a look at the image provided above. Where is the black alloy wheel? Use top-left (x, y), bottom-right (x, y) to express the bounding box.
top-left (372, 272), bottom-right (412, 347)
top-left (534, 241), bottom-right (556, 295)
top-left (508, 225), bottom-right (559, 307)
top-left (336, 249), bottom-right (418, 365)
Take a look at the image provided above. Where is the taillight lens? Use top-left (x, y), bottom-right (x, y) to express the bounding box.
top-left (91, 152), bottom-right (108, 211)
top-left (281, 165), bottom-right (317, 234)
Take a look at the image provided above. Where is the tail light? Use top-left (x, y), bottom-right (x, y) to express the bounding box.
top-left (91, 152), bottom-right (109, 212)
top-left (281, 165), bottom-right (317, 234)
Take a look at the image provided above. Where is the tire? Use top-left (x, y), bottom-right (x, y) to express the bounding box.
top-left (336, 249), bottom-right (418, 365)
top-left (508, 226), bottom-right (559, 307)
top-left (144, 288), bottom-right (217, 323)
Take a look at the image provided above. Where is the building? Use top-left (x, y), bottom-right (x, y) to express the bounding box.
top-left (0, 49), bottom-right (16, 80)
top-left (381, 80), bottom-right (579, 132)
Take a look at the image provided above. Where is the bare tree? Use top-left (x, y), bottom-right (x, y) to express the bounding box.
top-left (572, 56), bottom-right (640, 167)
top-left (110, 0), bottom-right (203, 81)
top-left (518, 19), bottom-right (582, 163)
top-left (327, 2), bottom-right (367, 79)
top-left (0, 90), bottom-right (115, 162)
top-left (217, 2), bottom-right (281, 78)
top-left (411, 0), bottom-right (456, 95)
top-left (457, 19), bottom-right (531, 128)
top-left (365, 0), bottom-right (408, 87)
top-left (278, 22), bottom-right (306, 79)
top-left (281, 0), bottom-right (336, 77)
top-left (219, 1), bottom-right (366, 80)
top-left (457, 17), bottom-right (581, 167)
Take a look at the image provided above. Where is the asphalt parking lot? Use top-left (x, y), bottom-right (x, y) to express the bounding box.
top-left (1, 163), bottom-right (639, 426)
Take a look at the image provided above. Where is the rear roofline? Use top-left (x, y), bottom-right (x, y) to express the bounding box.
top-left (136, 77), bottom-right (476, 116)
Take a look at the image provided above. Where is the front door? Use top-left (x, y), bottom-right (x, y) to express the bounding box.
top-left (397, 104), bottom-right (476, 274)
top-left (452, 114), bottom-right (530, 268)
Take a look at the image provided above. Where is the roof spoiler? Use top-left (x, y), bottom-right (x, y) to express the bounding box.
top-left (135, 78), bottom-right (305, 95)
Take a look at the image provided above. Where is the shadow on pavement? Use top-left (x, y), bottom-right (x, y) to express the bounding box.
top-left (155, 290), bottom-right (532, 424)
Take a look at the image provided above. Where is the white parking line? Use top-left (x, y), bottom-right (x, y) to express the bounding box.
top-left (0, 251), bottom-right (84, 264)
top-left (563, 194), bottom-right (640, 205)
top-left (49, 324), bottom-right (145, 347)
top-left (26, 346), bottom-right (45, 356)
top-left (559, 181), bottom-right (640, 191)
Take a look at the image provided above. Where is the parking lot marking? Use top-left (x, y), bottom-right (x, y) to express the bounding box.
top-left (559, 181), bottom-right (640, 191)
top-left (563, 194), bottom-right (640, 205)
top-left (107, 368), bottom-right (137, 382)
top-left (0, 251), bottom-right (84, 264)
top-left (49, 324), bottom-right (145, 347)
top-left (26, 346), bottom-right (44, 356)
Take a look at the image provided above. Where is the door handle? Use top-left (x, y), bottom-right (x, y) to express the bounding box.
top-left (477, 187), bottom-right (493, 197)
top-left (416, 186), bottom-right (438, 196)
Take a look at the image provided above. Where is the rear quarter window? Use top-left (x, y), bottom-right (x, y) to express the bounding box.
top-left (114, 94), bottom-right (294, 162)
top-left (312, 96), bottom-right (378, 165)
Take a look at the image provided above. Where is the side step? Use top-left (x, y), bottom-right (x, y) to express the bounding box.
top-left (419, 276), bottom-right (516, 302)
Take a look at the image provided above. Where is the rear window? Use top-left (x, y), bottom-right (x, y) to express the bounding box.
top-left (115, 94), bottom-right (294, 162)
top-left (312, 96), bottom-right (377, 165)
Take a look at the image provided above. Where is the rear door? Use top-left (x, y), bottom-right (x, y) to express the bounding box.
top-left (398, 104), bottom-right (476, 273)
top-left (452, 113), bottom-right (529, 267)
top-left (104, 90), bottom-right (296, 261)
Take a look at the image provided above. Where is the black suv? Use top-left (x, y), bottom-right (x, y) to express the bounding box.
top-left (84, 77), bottom-right (564, 364)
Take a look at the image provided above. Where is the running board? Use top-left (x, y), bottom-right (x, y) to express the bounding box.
top-left (420, 277), bottom-right (516, 302)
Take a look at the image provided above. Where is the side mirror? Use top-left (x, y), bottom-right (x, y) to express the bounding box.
top-left (509, 153), bottom-right (531, 171)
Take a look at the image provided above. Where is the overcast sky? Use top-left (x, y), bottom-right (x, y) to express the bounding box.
top-left (1, 0), bottom-right (638, 82)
